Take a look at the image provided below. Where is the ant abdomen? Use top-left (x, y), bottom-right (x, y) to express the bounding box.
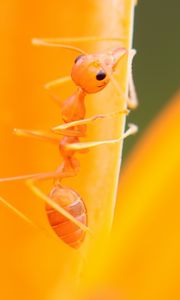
top-left (45, 185), bottom-right (87, 248)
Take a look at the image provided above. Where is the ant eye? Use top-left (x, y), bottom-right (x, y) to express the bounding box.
top-left (96, 70), bottom-right (106, 81)
top-left (74, 55), bottom-right (84, 64)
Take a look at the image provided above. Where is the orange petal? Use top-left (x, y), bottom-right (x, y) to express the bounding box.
top-left (0, 0), bottom-right (136, 299)
top-left (93, 92), bottom-right (180, 300)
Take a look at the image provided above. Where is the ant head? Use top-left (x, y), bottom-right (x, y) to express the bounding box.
top-left (71, 47), bottom-right (126, 94)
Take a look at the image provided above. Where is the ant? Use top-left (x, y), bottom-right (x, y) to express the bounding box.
top-left (0, 36), bottom-right (138, 248)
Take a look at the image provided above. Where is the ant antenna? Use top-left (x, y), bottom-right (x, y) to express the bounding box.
top-left (32, 36), bottom-right (126, 44)
top-left (32, 39), bottom-right (87, 55)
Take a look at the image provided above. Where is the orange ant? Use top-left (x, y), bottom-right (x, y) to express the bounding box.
top-left (0, 36), bottom-right (138, 248)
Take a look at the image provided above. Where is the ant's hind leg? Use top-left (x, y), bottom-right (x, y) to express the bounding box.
top-left (0, 196), bottom-right (54, 240)
top-left (0, 170), bottom-right (62, 183)
top-left (0, 164), bottom-right (78, 184)
top-left (26, 179), bottom-right (89, 233)
top-left (0, 195), bottom-right (38, 228)
top-left (25, 162), bottom-right (89, 233)
top-left (0, 168), bottom-right (89, 233)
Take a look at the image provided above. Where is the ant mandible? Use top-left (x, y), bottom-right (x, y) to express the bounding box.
top-left (0, 36), bottom-right (138, 248)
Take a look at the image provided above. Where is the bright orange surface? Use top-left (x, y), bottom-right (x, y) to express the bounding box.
top-left (0, 0), bottom-right (135, 299)
top-left (97, 92), bottom-right (180, 300)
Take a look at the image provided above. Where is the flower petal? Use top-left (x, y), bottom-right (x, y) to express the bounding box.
top-left (94, 92), bottom-right (180, 300)
top-left (0, 0), bottom-right (136, 299)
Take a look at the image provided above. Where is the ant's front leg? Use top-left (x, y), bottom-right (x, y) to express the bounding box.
top-left (113, 49), bottom-right (138, 109)
top-left (127, 49), bottom-right (138, 109)
top-left (0, 195), bottom-right (39, 228)
top-left (44, 75), bottom-right (71, 90)
top-left (43, 76), bottom-right (72, 107)
top-left (26, 176), bottom-right (89, 233)
top-left (0, 195), bottom-right (56, 241)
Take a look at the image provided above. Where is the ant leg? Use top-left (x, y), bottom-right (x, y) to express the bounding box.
top-left (52, 109), bottom-right (129, 133)
top-left (0, 163), bottom-right (79, 183)
top-left (0, 171), bottom-right (61, 183)
top-left (44, 75), bottom-right (71, 90)
top-left (65, 124), bottom-right (138, 151)
top-left (26, 179), bottom-right (89, 233)
top-left (25, 161), bottom-right (89, 233)
top-left (127, 49), bottom-right (138, 109)
top-left (14, 127), bottom-right (86, 140)
top-left (101, 49), bottom-right (138, 110)
top-left (0, 196), bottom-right (56, 240)
top-left (52, 127), bottom-right (87, 138)
top-left (44, 76), bottom-right (71, 107)
top-left (0, 168), bottom-right (89, 233)
top-left (0, 196), bottom-right (38, 228)
top-left (45, 88), bottom-right (63, 107)
top-left (0, 196), bottom-right (65, 243)
top-left (14, 128), bottom-right (59, 145)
